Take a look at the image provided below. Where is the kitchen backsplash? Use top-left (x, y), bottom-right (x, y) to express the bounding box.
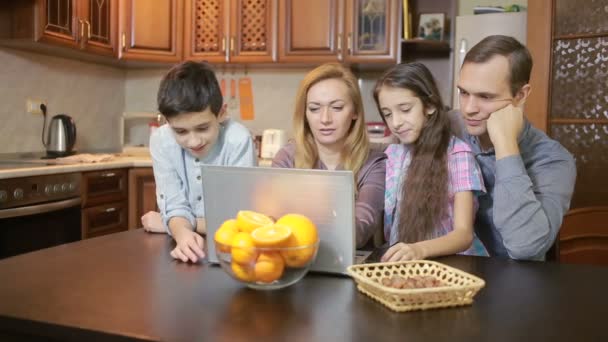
top-left (0, 47), bottom-right (389, 154)
top-left (125, 67), bottom-right (386, 138)
top-left (0, 47), bottom-right (125, 154)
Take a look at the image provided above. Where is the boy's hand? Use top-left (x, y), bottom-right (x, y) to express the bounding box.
top-left (486, 104), bottom-right (523, 159)
top-left (171, 228), bottom-right (206, 263)
top-left (381, 242), bottom-right (424, 262)
top-left (141, 211), bottom-right (165, 233)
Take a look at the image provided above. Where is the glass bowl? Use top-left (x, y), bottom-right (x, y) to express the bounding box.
top-left (215, 240), bottom-right (320, 290)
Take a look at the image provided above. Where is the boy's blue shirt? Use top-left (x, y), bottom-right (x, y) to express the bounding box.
top-left (150, 119), bottom-right (257, 233)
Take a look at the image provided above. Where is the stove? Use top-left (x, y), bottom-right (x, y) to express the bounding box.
top-left (0, 152), bottom-right (60, 170)
top-left (0, 152), bottom-right (83, 258)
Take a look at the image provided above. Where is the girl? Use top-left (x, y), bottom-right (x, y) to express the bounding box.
top-left (272, 63), bottom-right (386, 248)
top-left (373, 62), bottom-right (487, 261)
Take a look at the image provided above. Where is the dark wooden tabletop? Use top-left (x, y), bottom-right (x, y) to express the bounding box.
top-left (1, 229), bottom-right (607, 342)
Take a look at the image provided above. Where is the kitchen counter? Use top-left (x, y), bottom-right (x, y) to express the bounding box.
top-left (0, 155), bottom-right (274, 179)
top-left (0, 155), bottom-right (152, 179)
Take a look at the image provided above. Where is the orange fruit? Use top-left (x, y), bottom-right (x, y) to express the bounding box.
top-left (214, 219), bottom-right (239, 252)
top-left (231, 232), bottom-right (257, 264)
top-left (231, 261), bottom-right (255, 282)
top-left (251, 224), bottom-right (292, 247)
top-left (236, 210), bottom-right (274, 233)
top-left (254, 252), bottom-right (285, 283)
top-left (276, 214), bottom-right (319, 267)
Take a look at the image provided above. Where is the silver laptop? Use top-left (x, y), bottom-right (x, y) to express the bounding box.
top-left (201, 165), bottom-right (358, 274)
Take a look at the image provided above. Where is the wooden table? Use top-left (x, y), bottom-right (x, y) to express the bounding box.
top-left (0, 229), bottom-right (607, 341)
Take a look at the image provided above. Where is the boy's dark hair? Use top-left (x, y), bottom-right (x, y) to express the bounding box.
top-left (463, 35), bottom-right (533, 96)
top-left (157, 61), bottom-right (223, 118)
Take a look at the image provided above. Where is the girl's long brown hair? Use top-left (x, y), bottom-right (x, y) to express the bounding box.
top-left (293, 63), bottom-right (370, 178)
top-left (373, 63), bottom-right (451, 243)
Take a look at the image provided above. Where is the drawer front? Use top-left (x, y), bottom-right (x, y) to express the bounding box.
top-left (81, 169), bottom-right (128, 207)
top-left (82, 201), bottom-right (128, 238)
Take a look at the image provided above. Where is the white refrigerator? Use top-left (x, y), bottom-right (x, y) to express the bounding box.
top-left (451, 12), bottom-right (528, 109)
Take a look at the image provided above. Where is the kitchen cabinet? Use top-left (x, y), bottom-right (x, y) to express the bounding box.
top-left (118, 0), bottom-right (184, 63)
top-left (0, 0), bottom-right (117, 56)
top-left (278, 0), bottom-right (399, 64)
top-left (344, 0), bottom-right (399, 63)
top-left (128, 168), bottom-right (158, 229)
top-left (278, 0), bottom-right (343, 63)
top-left (81, 169), bottom-right (128, 238)
top-left (184, 0), bottom-right (275, 63)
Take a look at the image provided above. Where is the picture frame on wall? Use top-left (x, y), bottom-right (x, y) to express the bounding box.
top-left (417, 13), bottom-right (445, 41)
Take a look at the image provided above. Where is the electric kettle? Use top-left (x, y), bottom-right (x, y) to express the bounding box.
top-left (45, 114), bottom-right (77, 157)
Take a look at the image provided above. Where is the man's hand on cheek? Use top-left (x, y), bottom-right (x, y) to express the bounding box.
top-left (487, 104), bottom-right (524, 159)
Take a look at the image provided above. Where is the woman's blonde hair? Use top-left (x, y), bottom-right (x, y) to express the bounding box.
top-left (293, 63), bottom-right (370, 178)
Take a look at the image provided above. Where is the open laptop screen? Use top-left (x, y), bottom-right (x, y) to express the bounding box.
top-left (201, 165), bottom-right (356, 274)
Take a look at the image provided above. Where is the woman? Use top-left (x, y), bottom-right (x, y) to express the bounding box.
top-left (272, 63), bottom-right (386, 248)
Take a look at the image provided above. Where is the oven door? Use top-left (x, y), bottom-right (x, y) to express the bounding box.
top-left (0, 198), bottom-right (82, 259)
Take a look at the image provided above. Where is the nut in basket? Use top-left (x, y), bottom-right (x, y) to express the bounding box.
top-left (347, 260), bottom-right (485, 312)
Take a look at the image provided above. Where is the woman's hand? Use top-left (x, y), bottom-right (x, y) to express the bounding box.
top-left (381, 242), bottom-right (425, 262)
top-left (141, 211), bottom-right (165, 233)
top-left (171, 227), bottom-right (206, 263)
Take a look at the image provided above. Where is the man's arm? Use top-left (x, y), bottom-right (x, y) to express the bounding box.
top-left (486, 104), bottom-right (576, 260)
top-left (493, 154), bottom-right (576, 260)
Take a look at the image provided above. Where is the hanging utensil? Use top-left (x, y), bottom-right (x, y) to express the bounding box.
top-left (239, 67), bottom-right (254, 120)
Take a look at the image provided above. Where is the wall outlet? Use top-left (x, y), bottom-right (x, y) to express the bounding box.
top-left (26, 99), bottom-right (46, 115)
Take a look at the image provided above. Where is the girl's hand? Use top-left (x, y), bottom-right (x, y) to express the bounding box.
top-left (171, 229), bottom-right (206, 263)
top-left (381, 243), bottom-right (425, 262)
top-left (141, 211), bottom-right (165, 233)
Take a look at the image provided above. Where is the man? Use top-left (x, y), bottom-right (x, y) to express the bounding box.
top-left (455, 35), bottom-right (576, 260)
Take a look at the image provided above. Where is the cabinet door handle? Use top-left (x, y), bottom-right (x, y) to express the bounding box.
top-left (122, 32), bottom-right (126, 51)
top-left (221, 35), bottom-right (226, 52)
top-left (85, 20), bottom-right (91, 39)
top-left (337, 34), bottom-right (342, 53)
top-left (347, 33), bottom-right (352, 54)
top-left (101, 172), bottom-right (116, 178)
top-left (230, 36), bottom-right (235, 54)
top-left (105, 207), bottom-right (116, 213)
top-left (224, 36), bottom-right (229, 62)
top-left (79, 19), bottom-right (84, 42)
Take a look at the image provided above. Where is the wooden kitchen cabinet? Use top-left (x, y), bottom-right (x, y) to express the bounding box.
top-left (278, 0), bottom-right (343, 63)
top-left (128, 168), bottom-right (158, 229)
top-left (344, 0), bottom-right (399, 64)
top-left (81, 169), bottom-right (128, 238)
top-left (184, 0), bottom-right (275, 63)
top-left (278, 0), bottom-right (399, 64)
top-left (118, 0), bottom-right (184, 62)
top-left (0, 0), bottom-right (117, 56)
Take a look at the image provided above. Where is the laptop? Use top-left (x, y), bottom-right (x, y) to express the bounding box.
top-left (201, 165), bottom-right (367, 274)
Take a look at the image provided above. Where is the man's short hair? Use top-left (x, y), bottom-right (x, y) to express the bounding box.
top-left (463, 35), bottom-right (533, 96)
top-left (157, 61), bottom-right (223, 118)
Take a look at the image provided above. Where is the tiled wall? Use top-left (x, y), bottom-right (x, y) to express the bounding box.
top-left (0, 47), bottom-right (125, 154)
top-left (0, 47), bottom-right (395, 154)
top-left (124, 66), bottom-right (387, 138)
top-left (125, 67), bottom-right (308, 138)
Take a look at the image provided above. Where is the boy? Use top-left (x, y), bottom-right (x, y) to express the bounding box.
top-left (143, 61), bottom-right (257, 263)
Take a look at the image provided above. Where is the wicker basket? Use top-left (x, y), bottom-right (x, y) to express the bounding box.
top-left (347, 260), bottom-right (485, 312)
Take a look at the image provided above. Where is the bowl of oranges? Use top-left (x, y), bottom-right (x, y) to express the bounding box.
top-left (214, 211), bottom-right (320, 290)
